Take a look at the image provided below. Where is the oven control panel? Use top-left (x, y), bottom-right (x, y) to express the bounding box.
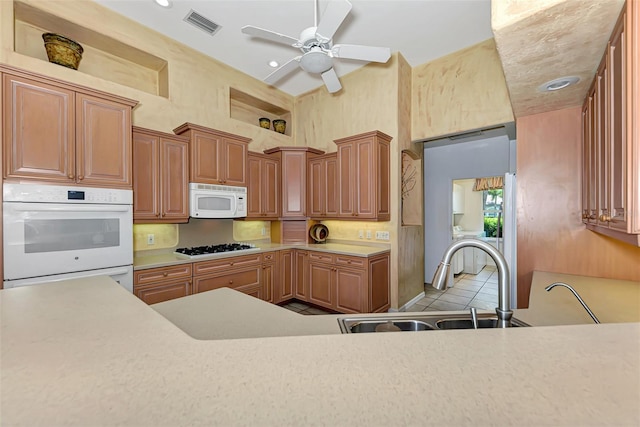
top-left (3, 183), bottom-right (133, 204)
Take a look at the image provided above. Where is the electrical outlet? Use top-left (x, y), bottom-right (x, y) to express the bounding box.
top-left (366, 230), bottom-right (372, 239)
top-left (358, 230), bottom-right (364, 239)
top-left (261, 227), bottom-right (266, 236)
top-left (375, 231), bottom-right (390, 241)
top-left (147, 234), bottom-right (155, 245)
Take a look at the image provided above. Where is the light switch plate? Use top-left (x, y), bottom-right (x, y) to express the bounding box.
top-left (366, 230), bottom-right (372, 239)
top-left (375, 231), bottom-right (390, 240)
top-left (147, 234), bottom-right (155, 245)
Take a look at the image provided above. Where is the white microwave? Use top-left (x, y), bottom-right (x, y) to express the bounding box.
top-left (189, 183), bottom-right (247, 218)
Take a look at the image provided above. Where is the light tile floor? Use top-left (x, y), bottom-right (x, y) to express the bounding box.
top-left (406, 266), bottom-right (499, 312)
top-left (281, 266), bottom-right (499, 315)
top-left (281, 301), bottom-right (332, 315)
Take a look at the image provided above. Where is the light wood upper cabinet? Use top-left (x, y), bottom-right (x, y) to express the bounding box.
top-left (247, 151), bottom-right (280, 219)
top-left (334, 130), bottom-right (392, 221)
top-left (264, 147), bottom-right (324, 219)
top-left (133, 127), bottom-right (189, 223)
top-left (2, 69), bottom-right (136, 188)
top-left (307, 153), bottom-right (338, 219)
top-left (582, 2), bottom-right (639, 246)
top-left (173, 123), bottom-right (250, 187)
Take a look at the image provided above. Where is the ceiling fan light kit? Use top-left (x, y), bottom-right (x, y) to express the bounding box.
top-left (241, 0), bottom-right (391, 94)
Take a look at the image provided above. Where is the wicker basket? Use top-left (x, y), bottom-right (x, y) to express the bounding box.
top-left (42, 33), bottom-right (83, 70)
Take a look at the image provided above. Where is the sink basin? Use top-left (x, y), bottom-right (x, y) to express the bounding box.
top-left (435, 318), bottom-right (528, 329)
top-left (347, 319), bottom-right (437, 333)
top-left (338, 313), bottom-right (529, 333)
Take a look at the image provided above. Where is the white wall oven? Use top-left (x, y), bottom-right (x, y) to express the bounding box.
top-left (3, 183), bottom-right (133, 291)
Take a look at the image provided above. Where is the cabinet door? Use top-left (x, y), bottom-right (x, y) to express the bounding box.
top-left (355, 138), bottom-right (375, 219)
top-left (588, 90), bottom-right (598, 224)
top-left (581, 101), bottom-right (591, 224)
top-left (247, 154), bottom-right (263, 217)
top-left (133, 131), bottom-right (160, 221)
top-left (262, 262), bottom-right (275, 303)
top-left (308, 262), bottom-right (333, 309)
top-left (337, 143), bottom-right (355, 217)
top-left (609, 15), bottom-right (628, 230)
top-left (595, 60), bottom-right (611, 226)
top-left (160, 138), bottom-right (189, 221)
top-left (134, 279), bottom-right (191, 305)
top-left (334, 267), bottom-right (366, 314)
top-left (223, 138), bottom-right (247, 186)
top-left (278, 249), bottom-right (294, 303)
top-left (308, 157), bottom-right (324, 217)
top-left (324, 155), bottom-right (339, 216)
top-left (281, 150), bottom-right (307, 218)
top-left (190, 130), bottom-right (222, 184)
top-left (263, 157), bottom-right (280, 217)
top-left (3, 74), bottom-right (75, 182)
top-left (294, 250), bottom-right (309, 300)
top-left (76, 93), bottom-right (132, 188)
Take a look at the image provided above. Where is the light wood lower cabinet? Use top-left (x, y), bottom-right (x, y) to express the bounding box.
top-left (134, 264), bottom-right (192, 305)
top-left (193, 253), bottom-right (265, 299)
top-left (275, 249), bottom-right (294, 304)
top-left (133, 249), bottom-right (390, 314)
top-left (302, 250), bottom-right (390, 314)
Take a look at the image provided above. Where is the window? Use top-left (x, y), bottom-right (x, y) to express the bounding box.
top-left (483, 189), bottom-right (503, 237)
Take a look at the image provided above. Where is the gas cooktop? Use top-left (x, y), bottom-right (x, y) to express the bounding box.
top-left (174, 243), bottom-right (260, 259)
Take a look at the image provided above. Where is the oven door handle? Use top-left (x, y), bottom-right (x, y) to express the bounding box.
top-left (12, 205), bottom-right (131, 213)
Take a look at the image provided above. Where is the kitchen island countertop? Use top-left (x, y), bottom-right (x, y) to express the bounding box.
top-left (1, 276), bottom-right (639, 425)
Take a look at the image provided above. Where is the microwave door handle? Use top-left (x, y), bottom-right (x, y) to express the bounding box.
top-left (12, 205), bottom-right (130, 213)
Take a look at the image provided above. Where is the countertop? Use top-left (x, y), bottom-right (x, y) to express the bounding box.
top-left (514, 271), bottom-right (640, 326)
top-left (1, 276), bottom-right (639, 426)
top-left (134, 241), bottom-right (390, 270)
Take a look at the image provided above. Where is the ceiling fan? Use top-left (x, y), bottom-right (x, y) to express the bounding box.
top-left (241, 0), bottom-right (391, 94)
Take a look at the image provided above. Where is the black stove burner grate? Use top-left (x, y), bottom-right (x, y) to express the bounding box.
top-left (175, 243), bottom-right (256, 257)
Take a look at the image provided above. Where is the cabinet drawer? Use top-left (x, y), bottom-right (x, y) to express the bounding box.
top-left (193, 266), bottom-right (261, 294)
top-left (262, 252), bottom-right (277, 263)
top-left (335, 256), bottom-right (366, 269)
top-left (193, 254), bottom-right (262, 276)
top-left (308, 251), bottom-right (334, 263)
top-left (134, 264), bottom-right (192, 285)
top-left (134, 279), bottom-right (191, 305)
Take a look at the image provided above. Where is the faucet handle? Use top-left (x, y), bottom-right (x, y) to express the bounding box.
top-left (470, 307), bottom-right (479, 329)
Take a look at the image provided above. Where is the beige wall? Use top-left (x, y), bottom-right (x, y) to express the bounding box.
top-left (516, 107), bottom-right (640, 307)
top-left (411, 38), bottom-right (514, 141)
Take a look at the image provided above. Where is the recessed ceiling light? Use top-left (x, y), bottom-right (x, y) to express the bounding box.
top-left (538, 76), bottom-right (580, 92)
top-left (154, 0), bottom-right (172, 8)
top-left (268, 60), bottom-right (279, 68)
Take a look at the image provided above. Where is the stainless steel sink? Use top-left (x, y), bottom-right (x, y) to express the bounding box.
top-left (338, 312), bottom-right (529, 333)
top-left (347, 319), bottom-right (437, 333)
top-left (435, 317), bottom-right (528, 329)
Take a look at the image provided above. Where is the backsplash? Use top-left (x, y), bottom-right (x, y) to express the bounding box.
top-left (133, 224), bottom-right (179, 252)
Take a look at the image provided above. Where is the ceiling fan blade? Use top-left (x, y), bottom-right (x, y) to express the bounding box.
top-left (241, 25), bottom-right (299, 47)
top-left (331, 44), bottom-right (391, 63)
top-left (315, 0), bottom-right (352, 43)
top-left (321, 68), bottom-right (342, 93)
top-left (265, 56), bottom-right (302, 85)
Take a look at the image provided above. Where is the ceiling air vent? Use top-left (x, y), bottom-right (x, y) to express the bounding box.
top-left (184, 9), bottom-right (221, 36)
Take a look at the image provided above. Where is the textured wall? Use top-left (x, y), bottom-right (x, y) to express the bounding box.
top-left (411, 38), bottom-right (514, 141)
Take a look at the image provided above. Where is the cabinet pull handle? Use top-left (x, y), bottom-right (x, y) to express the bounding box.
top-left (155, 213), bottom-right (160, 217)
top-left (229, 280), bottom-right (233, 284)
top-left (230, 262), bottom-right (234, 266)
top-left (77, 175), bottom-right (84, 180)
top-left (163, 272), bottom-right (168, 277)
top-left (68, 174), bottom-right (74, 179)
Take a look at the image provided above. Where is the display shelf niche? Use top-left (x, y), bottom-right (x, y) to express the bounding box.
top-left (230, 88), bottom-right (292, 137)
top-left (13, 1), bottom-right (169, 98)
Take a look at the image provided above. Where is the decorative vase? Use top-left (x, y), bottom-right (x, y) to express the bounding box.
top-left (42, 33), bottom-right (84, 70)
top-left (273, 119), bottom-right (286, 134)
top-left (259, 118), bottom-right (271, 129)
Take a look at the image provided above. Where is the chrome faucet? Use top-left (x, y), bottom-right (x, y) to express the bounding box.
top-left (431, 238), bottom-right (513, 328)
top-left (545, 282), bottom-right (600, 324)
